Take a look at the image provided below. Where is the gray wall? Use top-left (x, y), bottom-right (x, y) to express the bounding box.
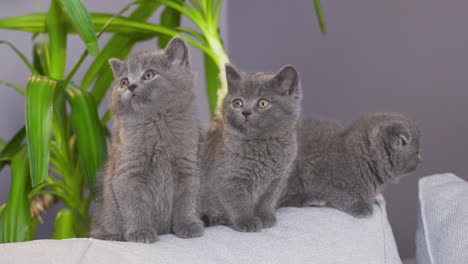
top-left (227, 0), bottom-right (468, 259)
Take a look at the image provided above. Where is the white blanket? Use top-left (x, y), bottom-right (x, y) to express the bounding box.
top-left (0, 196), bottom-right (401, 264)
top-left (416, 173), bottom-right (468, 264)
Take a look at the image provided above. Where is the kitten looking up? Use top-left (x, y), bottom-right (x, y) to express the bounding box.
top-left (201, 64), bottom-right (302, 232)
top-left (280, 112), bottom-right (421, 217)
top-left (91, 37), bottom-right (203, 243)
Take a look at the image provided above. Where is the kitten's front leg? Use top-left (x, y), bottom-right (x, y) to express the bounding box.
top-left (113, 166), bottom-right (159, 243)
top-left (217, 177), bottom-right (262, 232)
top-left (255, 178), bottom-right (284, 228)
top-left (172, 156), bottom-right (204, 238)
top-left (90, 192), bottom-right (124, 241)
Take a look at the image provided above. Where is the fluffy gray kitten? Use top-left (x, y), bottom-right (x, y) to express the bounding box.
top-left (91, 37), bottom-right (203, 243)
top-left (280, 112), bottom-right (421, 217)
top-left (201, 64), bottom-right (302, 232)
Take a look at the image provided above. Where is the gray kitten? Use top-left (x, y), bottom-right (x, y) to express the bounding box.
top-left (91, 37), bottom-right (203, 243)
top-left (201, 64), bottom-right (302, 232)
top-left (280, 112), bottom-right (421, 217)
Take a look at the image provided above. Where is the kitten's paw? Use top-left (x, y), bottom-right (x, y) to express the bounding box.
top-left (232, 217), bottom-right (262, 232)
top-left (125, 229), bottom-right (159, 243)
top-left (349, 201), bottom-right (373, 218)
top-left (173, 220), bottom-right (204, 238)
top-left (257, 213), bottom-right (277, 229)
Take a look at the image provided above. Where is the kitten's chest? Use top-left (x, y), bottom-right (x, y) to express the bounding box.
top-left (123, 118), bottom-right (195, 161)
top-left (230, 139), bottom-right (295, 179)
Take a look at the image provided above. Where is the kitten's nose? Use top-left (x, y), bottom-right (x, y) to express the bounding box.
top-left (242, 111), bottom-right (251, 118)
top-left (128, 84), bottom-right (137, 91)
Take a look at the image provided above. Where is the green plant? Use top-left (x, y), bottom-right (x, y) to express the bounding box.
top-left (0, 0), bottom-right (326, 241)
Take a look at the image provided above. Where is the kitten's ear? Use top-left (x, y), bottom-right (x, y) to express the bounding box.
top-left (272, 65), bottom-right (300, 95)
top-left (225, 64), bottom-right (242, 92)
top-left (109, 58), bottom-right (125, 78)
top-left (371, 121), bottom-right (411, 148)
top-left (164, 36), bottom-right (190, 67)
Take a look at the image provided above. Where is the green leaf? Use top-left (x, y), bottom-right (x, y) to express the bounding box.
top-left (66, 85), bottom-right (107, 195)
top-left (58, 2), bottom-right (137, 93)
top-left (56, 0), bottom-right (98, 55)
top-left (213, 0), bottom-right (223, 26)
top-left (0, 13), bottom-right (215, 60)
top-left (0, 138), bottom-right (5, 151)
top-left (51, 82), bottom-right (70, 177)
top-left (53, 208), bottom-right (88, 239)
top-left (83, 1), bottom-right (160, 104)
top-left (0, 40), bottom-right (37, 74)
top-left (59, 0), bottom-right (137, 87)
top-left (202, 0), bottom-right (212, 14)
top-left (0, 203), bottom-right (5, 217)
top-left (204, 53), bottom-right (219, 117)
top-left (313, 0), bottom-right (327, 35)
top-left (25, 75), bottom-right (59, 186)
top-left (0, 80), bottom-right (25, 95)
top-left (0, 13), bottom-right (148, 36)
top-left (0, 12), bottom-right (46, 33)
top-left (47, 0), bottom-right (68, 79)
top-left (176, 27), bottom-right (205, 43)
top-left (159, 5), bottom-right (182, 48)
top-left (53, 208), bottom-right (74, 239)
top-left (0, 127), bottom-right (26, 171)
top-left (157, 0), bottom-right (201, 24)
top-left (64, 2), bottom-right (144, 92)
top-left (101, 109), bottom-right (112, 125)
top-left (0, 147), bottom-right (37, 242)
top-left (91, 72), bottom-right (117, 105)
top-left (29, 177), bottom-right (76, 209)
top-left (33, 42), bottom-right (49, 76)
top-left (189, 0), bottom-right (204, 13)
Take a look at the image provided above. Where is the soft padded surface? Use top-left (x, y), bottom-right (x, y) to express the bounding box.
top-left (416, 173), bottom-right (468, 264)
top-left (0, 196), bottom-right (401, 264)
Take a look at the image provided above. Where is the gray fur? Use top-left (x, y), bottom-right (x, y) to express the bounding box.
top-left (201, 64), bottom-right (302, 232)
top-left (91, 37), bottom-right (203, 243)
top-left (280, 112), bottom-right (422, 218)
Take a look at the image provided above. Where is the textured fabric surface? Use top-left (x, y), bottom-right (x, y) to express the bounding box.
top-left (416, 173), bottom-right (468, 264)
top-left (0, 196), bottom-right (401, 264)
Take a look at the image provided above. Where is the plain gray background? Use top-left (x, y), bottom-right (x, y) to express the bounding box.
top-left (1, 0), bottom-right (467, 259)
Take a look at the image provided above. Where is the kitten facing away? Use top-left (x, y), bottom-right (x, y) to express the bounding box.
top-left (201, 64), bottom-right (302, 232)
top-left (91, 37), bottom-right (203, 243)
top-left (280, 112), bottom-right (422, 218)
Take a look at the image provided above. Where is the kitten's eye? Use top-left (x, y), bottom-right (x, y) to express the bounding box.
top-left (399, 137), bottom-right (408, 146)
top-left (258, 99), bottom-right (270, 109)
top-left (143, 70), bottom-right (156, 80)
top-left (232, 99), bottom-right (243, 108)
top-left (400, 138), bottom-right (408, 147)
top-left (120, 78), bottom-right (129, 88)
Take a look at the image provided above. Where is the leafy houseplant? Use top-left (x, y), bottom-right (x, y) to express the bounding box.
top-left (0, 0), bottom-right (326, 242)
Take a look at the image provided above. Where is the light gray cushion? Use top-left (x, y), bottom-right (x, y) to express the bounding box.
top-left (0, 195), bottom-right (401, 264)
top-left (416, 173), bottom-right (468, 264)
